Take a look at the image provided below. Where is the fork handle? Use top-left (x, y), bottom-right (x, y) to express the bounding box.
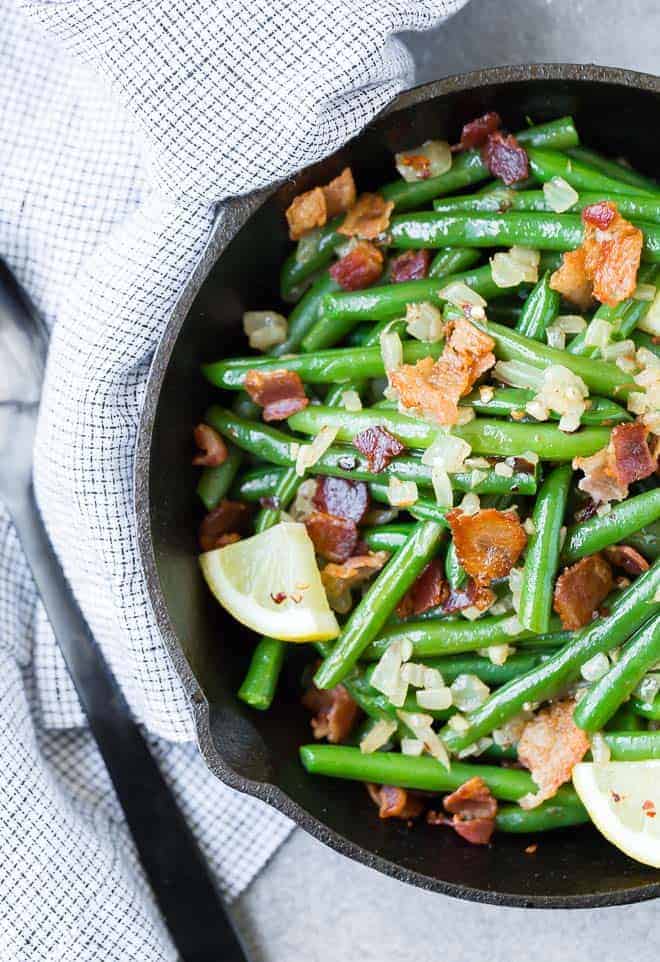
top-left (10, 483), bottom-right (248, 962)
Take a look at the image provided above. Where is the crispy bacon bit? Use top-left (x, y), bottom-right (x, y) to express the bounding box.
top-left (429, 776), bottom-right (498, 845)
top-left (321, 552), bottom-right (389, 614)
top-left (313, 476), bottom-right (370, 524)
top-left (610, 422), bottom-right (657, 485)
top-left (285, 168), bottom-right (357, 240)
top-left (389, 249), bottom-right (430, 283)
top-left (525, 844), bottom-right (538, 855)
top-left (306, 511), bottom-right (358, 563)
top-left (302, 683), bottom-right (359, 743)
top-left (323, 167), bottom-right (357, 219)
top-left (390, 318), bottom-right (495, 426)
top-left (441, 578), bottom-right (496, 614)
top-left (551, 202), bottom-right (643, 308)
top-left (366, 783), bottom-right (425, 820)
top-left (396, 558), bottom-right (448, 618)
top-left (198, 499), bottom-right (250, 551)
top-left (582, 201), bottom-right (616, 229)
top-left (483, 131), bottom-right (529, 185)
top-left (353, 426), bottom-right (405, 472)
top-left (553, 554), bottom-right (614, 630)
top-left (573, 498), bottom-right (599, 524)
top-left (574, 447), bottom-right (628, 504)
top-left (329, 240), bottom-right (383, 291)
top-left (458, 111), bottom-right (501, 151)
top-left (244, 368), bottom-right (308, 422)
top-left (192, 423), bottom-right (228, 467)
top-left (604, 544), bottom-right (650, 577)
top-left (518, 699), bottom-right (589, 808)
top-left (447, 508), bottom-right (527, 585)
top-left (337, 192), bottom-right (394, 240)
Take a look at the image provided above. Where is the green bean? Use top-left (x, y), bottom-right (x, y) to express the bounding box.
top-left (516, 626), bottom-right (572, 649)
top-left (516, 271), bottom-right (560, 340)
top-left (627, 520), bottom-right (660, 562)
top-left (631, 695), bottom-right (660, 720)
top-left (604, 731), bottom-right (660, 759)
top-left (364, 614), bottom-right (535, 662)
top-left (314, 521), bottom-right (445, 689)
top-left (527, 147), bottom-right (659, 199)
top-left (566, 147), bottom-right (660, 194)
top-left (605, 703), bottom-right (644, 732)
top-left (574, 614), bottom-right (660, 731)
top-left (368, 481), bottom-right (450, 525)
top-left (518, 465), bottom-right (572, 634)
top-left (477, 317), bottom-right (632, 399)
top-left (237, 637), bottom-right (287, 710)
top-left (632, 329), bottom-right (660, 358)
top-left (423, 650), bottom-right (554, 686)
top-left (204, 339), bottom-right (442, 389)
top-left (350, 672), bottom-right (452, 723)
top-left (561, 489), bottom-right (660, 564)
top-left (496, 796), bottom-right (588, 833)
top-left (428, 247), bottom-right (481, 279)
top-left (196, 444), bottom-right (243, 511)
top-left (445, 539), bottom-right (466, 590)
top-left (380, 117), bottom-right (579, 212)
top-left (280, 219), bottom-right (343, 301)
top-left (272, 271), bottom-right (340, 355)
top-left (464, 386), bottom-right (630, 425)
top-left (233, 465), bottom-right (283, 502)
top-left (231, 391), bottom-right (261, 419)
top-left (434, 188), bottom-right (660, 226)
top-left (299, 744), bottom-right (579, 803)
top-left (288, 405), bottom-right (611, 461)
top-left (254, 466), bottom-right (299, 533)
top-left (362, 523), bottom-right (413, 552)
top-left (441, 561), bottom-right (660, 754)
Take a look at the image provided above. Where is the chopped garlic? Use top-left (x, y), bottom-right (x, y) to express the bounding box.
top-left (417, 688), bottom-right (453, 711)
top-left (405, 302), bottom-right (444, 342)
top-left (401, 738), bottom-right (424, 757)
top-left (490, 246), bottom-right (540, 287)
top-left (341, 390), bottom-right (362, 412)
top-left (543, 176), bottom-right (579, 213)
top-left (295, 425), bottom-right (339, 476)
top-left (459, 492), bottom-right (480, 516)
top-left (380, 330), bottom-right (403, 374)
top-left (360, 718), bottom-right (398, 754)
top-left (387, 476), bottom-right (418, 508)
top-left (243, 310), bottom-right (288, 350)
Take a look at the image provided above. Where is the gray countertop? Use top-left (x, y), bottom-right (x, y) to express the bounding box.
top-left (236, 1), bottom-right (659, 955)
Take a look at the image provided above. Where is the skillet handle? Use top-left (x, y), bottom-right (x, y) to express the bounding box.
top-left (9, 481), bottom-right (249, 962)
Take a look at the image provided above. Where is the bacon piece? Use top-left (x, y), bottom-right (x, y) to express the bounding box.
top-left (313, 476), bottom-right (370, 524)
top-left (215, 532), bottom-right (241, 547)
top-left (549, 247), bottom-right (594, 311)
top-left (285, 168), bottom-right (357, 240)
top-left (447, 508), bottom-right (527, 586)
top-left (390, 318), bottom-right (495, 426)
top-left (329, 240), bottom-right (383, 291)
top-left (582, 201), bottom-right (616, 229)
top-left (192, 423), bottom-right (228, 467)
top-left (483, 131), bottom-right (529, 185)
top-left (573, 498), bottom-right (599, 524)
top-left (517, 699), bottom-right (589, 808)
top-left (574, 447), bottom-right (628, 504)
top-left (427, 776), bottom-right (497, 845)
top-left (366, 784), bottom-right (425, 820)
top-left (198, 499), bottom-right (250, 551)
top-left (458, 111), bottom-right (501, 151)
top-left (323, 167), bottom-right (357, 219)
top-left (244, 368), bottom-right (308, 422)
top-left (353, 425), bottom-right (405, 472)
top-left (337, 192), bottom-right (394, 241)
top-left (306, 511), bottom-right (358, 563)
top-left (604, 544), bottom-right (650, 577)
top-left (610, 422), bottom-right (657, 485)
top-left (396, 558), bottom-right (448, 618)
top-left (582, 202), bottom-right (643, 306)
top-left (441, 578), bottom-right (496, 614)
top-left (302, 683), bottom-right (359, 743)
top-left (389, 249), bottom-right (430, 283)
top-left (553, 554), bottom-right (614, 630)
top-left (321, 552), bottom-right (389, 614)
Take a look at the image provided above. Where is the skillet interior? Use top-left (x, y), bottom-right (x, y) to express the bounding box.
top-left (137, 64), bottom-right (660, 907)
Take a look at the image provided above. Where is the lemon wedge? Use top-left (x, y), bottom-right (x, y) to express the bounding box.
top-left (199, 522), bottom-right (339, 642)
top-left (573, 760), bottom-right (660, 867)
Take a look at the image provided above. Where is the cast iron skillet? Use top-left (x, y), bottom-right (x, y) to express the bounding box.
top-left (136, 64), bottom-right (660, 908)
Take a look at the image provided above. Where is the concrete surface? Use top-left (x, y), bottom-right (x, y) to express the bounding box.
top-left (236, 2), bottom-right (659, 957)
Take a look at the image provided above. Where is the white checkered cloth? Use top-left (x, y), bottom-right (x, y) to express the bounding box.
top-left (0, 1), bottom-right (466, 958)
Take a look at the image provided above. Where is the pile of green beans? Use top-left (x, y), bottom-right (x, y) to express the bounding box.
top-left (195, 110), bottom-right (660, 849)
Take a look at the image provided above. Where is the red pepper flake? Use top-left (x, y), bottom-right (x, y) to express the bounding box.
top-left (305, 511), bottom-right (358, 563)
top-left (244, 368), bottom-right (309, 422)
top-left (270, 591), bottom-right (287, 604)
top-left (329, 240), bottom-right (384, 291)
top-left (457, 111), bottom-right (501, 150)
top-left (483, 131), bottom-right (529, 185)
top-left (389, 249), bottom-right (430, 283)
top-left (353, 425), bottom-right (405, 472)
top-left (313, 476), bottom-right (370, 524)
top-left (582, 201), bottom-right (617, 229)
top-left (642, 799), bottom-right (656, 817)
top-left (611, 790), bottom-right (623, 803)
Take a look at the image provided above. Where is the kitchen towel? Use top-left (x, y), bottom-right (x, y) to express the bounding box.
top-left (0, 1), bottom-right (467, 958)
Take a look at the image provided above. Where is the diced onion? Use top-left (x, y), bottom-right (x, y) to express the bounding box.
top-left (633, 283), bottom-right (657, 302)
top-left (493, 359), bottom-right (544, 391)
top-left (380, 330), bottom-right (403, 374)
top-left (490, 247), bottom-right (540, 287)
top-left (542, 176), bottom-right (579, 213)
top-left (288, 478), bottom-right (319, 522)
top-left (387, 476), bottom-right (418, 508)
top-left (590, 732), bottom-right (611, 766)
top-left (602, 339), bottom-right (636, 362)
top-left (295, 227), bottom-right (322, 265)
top-left (638, 290), bottom-right (660, 336)
top-left (401, 738), bottom-right (424, 756)
top-left (448, 713), bottom-right (469, 732)
top-left (359, 718), bottom-right (398, 754)
top-left (341, 390), bottom-right (362, 412)
top-left (502, 615), bottom-right (523, 636)
top-left (295, 425), bottom-right (339, 476)
top-left (484, 643), bottom-right (514, 666)
top-left (431, 464), bottom-right (453, 508)
top-left (457, 736), bottom-right (493, 759)
top-left (423, 667), bottom-right (444, 689)
top-left (580, 652), bottom-right (611, 682)
top-left (450, 673), bottom-right (490, 711)
top-left (546, 326), bottom-right (565, 350)
top-left (584, 317), bottom-right (613, 350)
top-left (416, 688), bottom-right (453, 711)
top-left (395, 140), bottom-right (452, 183)
top-left (470, 469), bottom-right (488, 488)
top-left (396, 710), bottom-right (450, 769)
top-left (242, 310), bottom-right (288, 351)
top-left (494, 461), bottom-right (513, 478)
top-left (422, 433), bottom-right (471, 471)
top-left (401, 663), bottom-right (427, 688)
top-left (636, 673), bottom-right (660, 704)
top-left (523, 517), bottom-right (536, 536)
top-left (405, 302), bottom-right (444, 342)
top-left (458, 492), bottom-right (480, 516)
top-left (439, 281), bottom-right (487, 310)
top-left (492, 713), bottom-right (528, 748)
top-left (526, 364), bottom-right (588, 434)
top-left (370, 638), bottom-right (411, 707)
